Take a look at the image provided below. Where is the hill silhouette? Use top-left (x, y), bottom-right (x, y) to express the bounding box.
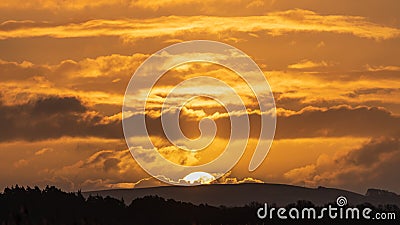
top-left (85, 183), bottom-right (400, 207)
top-left (0, 185), bottom-right (398, 225)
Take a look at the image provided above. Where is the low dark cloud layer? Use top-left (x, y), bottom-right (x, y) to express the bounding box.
top-left (2, 95), bottom-right (399, 143)
top-left (285, 136), bottom-right (400, 193)
top-left (276, 106), bottom-right (400, 139)
top-left (0, 96), bottom-right (122, 142)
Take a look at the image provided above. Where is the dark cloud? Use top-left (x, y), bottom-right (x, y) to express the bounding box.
top-left (0, 96), bottom-right (122, 142)
top-left (0, 60), bottom-right (48, 81)
top-left (343, 136), bottom-right (400, 167)
top-left (276, 106), bottom-right (400, 139)
top-left (210, 105), bottom-right (400, 140)
top-left (103, 158), bottom-right (121, 172)
top-left (0, 20), bottom-right (51, 31)
top-left (285, 136), bottom-right (400, 193)
top-left (124, 105), bottom-right (400, 145)
top-left (275, 95), bottom-right (306, 111)
top-left (3, 95), bottom-right (398, 143)
top-left (32, 96), bottom-right (86, 115)
top-left (274, 94), bottom-right (400, 116)
top-left (345, 88), bottom-right (399, 98)
top-left (303, 70), bottom-right (400, 82)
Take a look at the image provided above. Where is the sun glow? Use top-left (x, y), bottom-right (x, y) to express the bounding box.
top-left (183, 172), bottom-right (216, 184)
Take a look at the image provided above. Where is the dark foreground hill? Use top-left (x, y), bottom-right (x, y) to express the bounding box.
top-left (85, 183), bottom-right (400, 207)
top-left (0, 185), bottom-right (398, 225)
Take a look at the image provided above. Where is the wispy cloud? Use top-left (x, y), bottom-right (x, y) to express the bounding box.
top-left (288, 60), bottom-right (331, 69)
top-left (0, 0), bottom-right (267, 10)
top-left (365, 64), bottom-right (400, 72)
top-left (1, 9), bottom-right (399, 41)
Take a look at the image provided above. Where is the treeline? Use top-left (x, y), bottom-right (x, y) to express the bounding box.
top-left (0, 185), bottom-right (398, 225)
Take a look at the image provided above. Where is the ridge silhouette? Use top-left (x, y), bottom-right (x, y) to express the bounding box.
top-left (0, 185), bottom-right (398, 225)
top-left (85, 183), bottom-right (400, 207)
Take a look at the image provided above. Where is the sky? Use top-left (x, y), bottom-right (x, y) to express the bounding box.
top-left (0, 0), bottom-right (400, 194)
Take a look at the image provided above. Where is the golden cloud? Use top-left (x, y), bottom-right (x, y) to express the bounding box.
top-left (1, 9), bottom-right (399, 41)
top-left (365, 64), bottom-right (400, 72)
top-left (0, 0), bottom-right (119, 10)
top-left (0, 0), bottom-right (269, 10)
top-left (288, 60), bottom-right (330, 69)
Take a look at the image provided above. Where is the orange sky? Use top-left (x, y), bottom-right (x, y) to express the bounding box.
top-left (0, 0), bottom-right (399, 193)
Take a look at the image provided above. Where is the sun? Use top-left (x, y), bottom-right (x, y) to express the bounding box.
top-left (183, 172), bottom-right (216, 184)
